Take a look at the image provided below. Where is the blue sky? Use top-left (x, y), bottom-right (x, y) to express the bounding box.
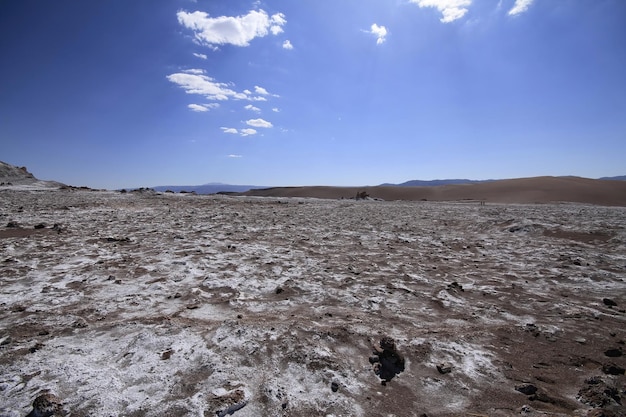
top-left (1, 0), bottom-right (625, 189)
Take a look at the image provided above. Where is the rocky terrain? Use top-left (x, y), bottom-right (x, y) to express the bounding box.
top-left (1, 187), bottom-right (625, 416)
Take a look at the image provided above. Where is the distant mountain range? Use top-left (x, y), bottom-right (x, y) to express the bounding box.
top-left (149, 175), bottom-right (626, 195)
top-left (381, 179), bottom-right (491, 187)
top-left (383, 176), bottom-right (626, 187)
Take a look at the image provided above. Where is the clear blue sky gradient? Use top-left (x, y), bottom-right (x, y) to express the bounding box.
top-left (1, 0), bottom-right (625, 189)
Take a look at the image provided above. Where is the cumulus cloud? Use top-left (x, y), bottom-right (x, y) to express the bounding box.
top-left (221, 127), bottom-right (239, 134)
top-left (192, 52), bottom-right (207, 59)
top-left (508, 0), bottom-right (534, 16)
top-left (245, 104), bottom-right (261, 112)
top-left (254, 86), bottom-right (269, 95)
top-left (272, 108), bottom-right (280, 112)
top-left (370, 24), bottom-right (388, 45)
top-left (240, 128), bottom-right (257, 136)
top-left (246, 118), bottom-right (273, 128)
top-left (176, 9), bottom-right (286, 47)
top-left (410, 0), bottom-right (471, 23)
top-left (282, 40), bottom-right (293, 50)
top-left (188, 103), bottom-right (219, 112)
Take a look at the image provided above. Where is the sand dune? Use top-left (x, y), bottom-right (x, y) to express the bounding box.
top-left (240, 176), bottom-right (626, 206)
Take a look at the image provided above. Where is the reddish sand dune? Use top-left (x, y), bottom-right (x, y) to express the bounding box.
top-left (242, 176), bottom-right (626, 206)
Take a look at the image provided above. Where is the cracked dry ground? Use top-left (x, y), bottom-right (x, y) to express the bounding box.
top-left (1, 189), bottom-right (625, 417)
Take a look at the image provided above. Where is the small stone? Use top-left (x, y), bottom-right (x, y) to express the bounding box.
top-left (29, 343), bottom-right (45, 353)
top-left (27, 392), bottom-right (64, 417)
top-left (275, 287), bottom-right (284, 294)
top-left (331, 381), bottom-right (339, 392)
top-left (34, 223), bottom-right (46, 229)
top-left (602, 363), bottom-right (625, 375)
top-left (604, 348), bottom-right (622, 357)
top-left (436, 362), bottom-right (452, 374)
top-left (515, 383), bottom-right (538, 395)
top-left (603, 298), bottom-right (617, 307)
top-left (161, 349), bottom-right (173, 360)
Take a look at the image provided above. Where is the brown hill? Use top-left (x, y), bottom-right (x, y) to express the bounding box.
top-left (241, 176), bottom-right (626, 206)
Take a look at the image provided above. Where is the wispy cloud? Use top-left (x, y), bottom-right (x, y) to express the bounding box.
top-left (228, 154), bottom-right (243, 158)
top-left (240, 128), bottom-right (257, 136)
top-left (192, 52), bottom-right (207, 60)
top-left (272, 108), bottom-right (280, 112)
top-left (508, 0), bottom-right (534, 16)
top-left (410, 0), bottom-right (472, 23)
top-left (176, 9), bottom-right (286, 47)
top-left (221, 127), bottom-right (239, 134)
top-left (369, 24), bottom-right (388, 45)
top-left (188, 103), bottom-right (219, 112)
top-left (167, 69), bottom-right (273, 103)
top-left (167, 71), bottom-right (244, 100)
top-left (245, 104), bottom-right (261, 113)
top-left (246, 118), bottom-right (273, 128)
top-left (282, 40), bottom-right (293, 50)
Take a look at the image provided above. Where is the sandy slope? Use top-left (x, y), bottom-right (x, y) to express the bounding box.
top-left (241, 176), bottom-right (626, 206)
top-left (1, 189), bottom-right (625, 417)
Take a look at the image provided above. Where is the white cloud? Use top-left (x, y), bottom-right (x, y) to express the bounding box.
top-left (221, 127), bottom-right (238, 134)
top-left (282, 40), bottom-right (293, 50)
top-left (240, 128), bottom-right (257, 136)
top-left (508, 0), bottom-right (534, 16)
top-left (246, 118), bottom-right (273, 128)
top-left (183, 68), bottom-right (205, 74)
top-left (188, 103), bottom-right (219, 112)
top-left (176, 9), bottom-right (286, 47)
top-left (168, 71), bottom-right (264, 102)
top-left (272, 108), bottom-right (280, 112)
top-left (192, 52), bottom-right (207, 60)
top-left (228, 154), bottom-right (243, 158)
top-left (370, 23), bottom-right (388, 45)
top-left (271, 13), bottom-right (286, 26)
top-left (167, 72), bottom-right (238, 100)
top-left (410, 0), bottom-right (472, 23)
top-left (254, 86), bottom-right (269, 95)
top-left (245, 104), bottom-right (261, 112)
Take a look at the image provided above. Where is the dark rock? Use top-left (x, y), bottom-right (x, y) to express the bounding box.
top-left (603, 298), bottom-right (618, 307)
top-left (34, 223), bottom-right (46, 229)
top-left (602, 363), bottom-right (626, 375)
top-left (446, 281), bottom-right (464, 292)
top-left (26, 393), bottom-right (64, 417)
top-left (515, 383), bottom-right (538, 395)
top-left (371, 336), bottom-right (405, 382)
top-left (161, 349), bottom-right (173, 360)
top-left (275, 287), bottom-right (284, 294)
top-left (331, 381), bottom-right (339, 392)
top-left (29, 343), bottom-right (45, 353)
top-left (6, 221), bottom-right (19, 228)
top-left (604, 348), bottom-right (623, 357)
top-left (436, 362), bottom-right (452, 374)
top-left (578, 376), bottom-right (621, 407)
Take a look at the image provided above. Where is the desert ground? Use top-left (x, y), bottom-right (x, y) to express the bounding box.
top-left (1, 186), bottom-right (625, 417)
